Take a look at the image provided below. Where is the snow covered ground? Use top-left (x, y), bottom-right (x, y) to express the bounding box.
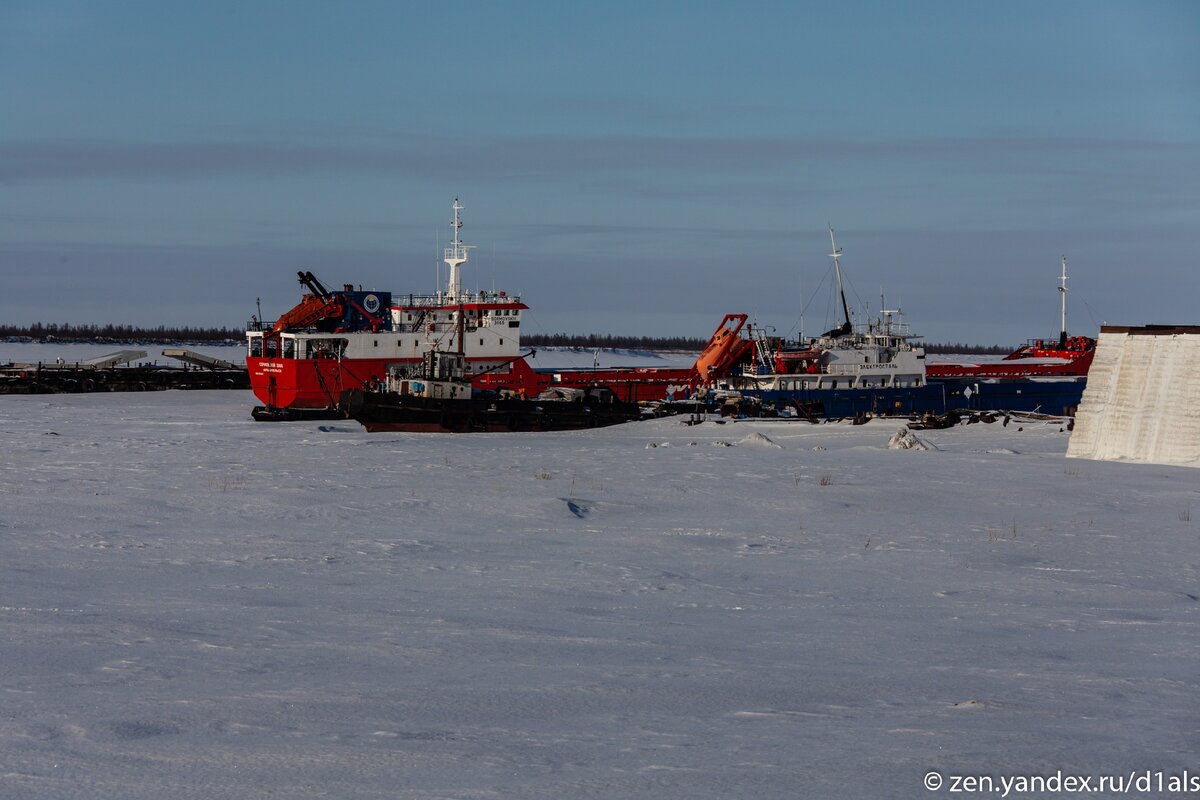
top-left (2, 391), bottom-right (1197, 798)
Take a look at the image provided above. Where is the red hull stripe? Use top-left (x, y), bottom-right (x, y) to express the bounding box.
top-left (248, 356), bottom-right (698, 409)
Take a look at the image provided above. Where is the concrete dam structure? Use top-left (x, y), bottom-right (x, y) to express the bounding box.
top-left (1067, 326), bottom-right (1200, 468)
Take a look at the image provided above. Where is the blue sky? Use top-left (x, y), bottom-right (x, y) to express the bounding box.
top-left (2, 1), bottom-right (1197, 344)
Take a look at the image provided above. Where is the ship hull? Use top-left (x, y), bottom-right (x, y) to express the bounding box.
top-left (250, 355), bottom-right (697, 412)
top-left (340, 389), bottom-right (647, 433)
top-left (741, 384), bottom-right (947, 419)
top-left (478, 366), bottom-right (696, 404)
top-left (248, 355), bottom-right (527, 410)
top-left (926, 351), bottom-right (1093, 379)
top-left (741, 377), bottom-right (1085, 419)
top-left (932, 376), bottom-right (1087, 416)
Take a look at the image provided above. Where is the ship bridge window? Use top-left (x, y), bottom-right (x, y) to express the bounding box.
top-left (249, 338), bottom-right (263, 357)
top-left (282, 339), bottom-right (295, 359)
top-left (309, 338), bottom-right (348, 359)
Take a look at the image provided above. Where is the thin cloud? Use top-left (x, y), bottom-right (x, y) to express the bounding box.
top-left (0, 140), bottom-right (425, 182)
top-left (1, 135), bottom-right (1194, 183)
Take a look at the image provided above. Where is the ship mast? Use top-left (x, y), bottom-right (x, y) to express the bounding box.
top-left (1058, 255), bottom-right (1068, 347)
top-left (443, 198), bottom-right (473, 302)
top-left (823, 227), bottom-right (853, 338)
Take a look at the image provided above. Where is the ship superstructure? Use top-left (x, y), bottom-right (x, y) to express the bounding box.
top-left (725, 229), bottom-right (942, 418)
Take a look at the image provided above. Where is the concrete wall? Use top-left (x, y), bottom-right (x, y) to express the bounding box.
top-left (1067, 328), bottom-right (1200, 467)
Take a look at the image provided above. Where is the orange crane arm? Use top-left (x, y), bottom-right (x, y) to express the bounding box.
top-left (691, 313), bottom-right (750, 384)
top-left (270, 294), bottom-right (345, 333)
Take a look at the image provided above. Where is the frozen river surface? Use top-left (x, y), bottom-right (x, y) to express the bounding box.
top-left (1, 391), bottom-right (1197, 798)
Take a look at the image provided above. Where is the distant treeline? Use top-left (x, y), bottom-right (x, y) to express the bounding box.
top-left (925, 342), bottom-right (1013, 355)
top-left (522, 332), bottom-right (1013, 354)
top-left (522, 333), bottom-right (710, 351)
top-left (0, 323), bottom-right (243, 343)
top-left (1, 323), bottom-right (1014, 354)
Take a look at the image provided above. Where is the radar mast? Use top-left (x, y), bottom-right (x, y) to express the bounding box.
top-left (443, 199), bottom-right (473, 301)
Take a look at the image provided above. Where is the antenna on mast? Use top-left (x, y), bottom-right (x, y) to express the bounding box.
top-left (798, 272), bottom-right (804, 342)
top-left (443, 198), bottom-right (473, 301)
top-left (1058, 255), bottom-right (1069, 347)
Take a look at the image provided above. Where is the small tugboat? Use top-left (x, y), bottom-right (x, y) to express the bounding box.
top-left (339, 318), bottom-right (648, 433)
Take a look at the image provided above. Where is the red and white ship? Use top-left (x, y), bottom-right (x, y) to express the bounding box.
top-left (247, 200), bottom-right (751, 419)
top-left (247, 200), bottom-right (530, 418)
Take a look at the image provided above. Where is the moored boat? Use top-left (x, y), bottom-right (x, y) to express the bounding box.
top-left (245, 201), bottom-right (1095, 422)
top-left (721, 229), bottom-right (945, 419)
top-left (247, 200), bottom-right (529, 418)
top-left (339, 349), bottom-right (648, 433)
top-left (925, 257), bottom-right (1095, 415)
top-left (245, 199), bottom-right (753, 419)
